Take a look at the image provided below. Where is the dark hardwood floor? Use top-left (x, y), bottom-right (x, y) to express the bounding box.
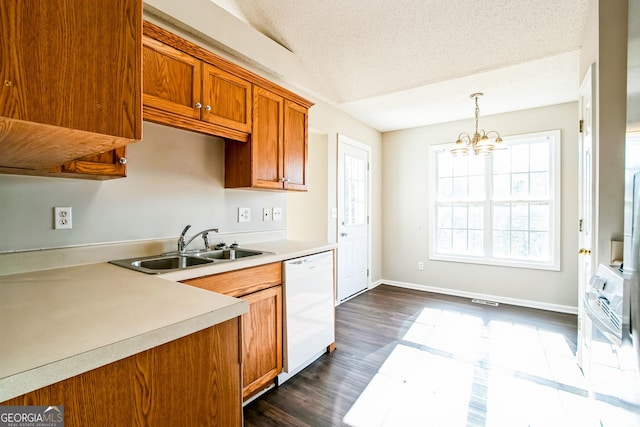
top-left (243, 285), bottom-right (590, 427)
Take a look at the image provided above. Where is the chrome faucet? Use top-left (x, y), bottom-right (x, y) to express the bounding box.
top-left (177, 225), bottom-right (219, 253)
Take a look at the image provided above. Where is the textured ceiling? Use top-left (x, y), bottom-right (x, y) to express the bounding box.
top-left (210, 0), bottom-right (590, 131)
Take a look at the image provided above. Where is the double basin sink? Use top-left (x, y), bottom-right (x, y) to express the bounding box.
top-left (109, 248), bottom-right (268, 274)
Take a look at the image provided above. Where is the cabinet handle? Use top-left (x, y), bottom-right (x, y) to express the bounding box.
top-left (195, 102), bottom-right (202, 109)
top-left (119, 157), bottom-right (127, 165)
top-left (205, 105), bottom-right (211, 111)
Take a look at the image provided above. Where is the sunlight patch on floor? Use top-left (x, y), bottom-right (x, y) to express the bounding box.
top-left (343, 306), bottom-right (602, 427)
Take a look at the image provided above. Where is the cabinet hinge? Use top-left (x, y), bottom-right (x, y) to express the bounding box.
top-left (579, 119), bottom-right (583, 133)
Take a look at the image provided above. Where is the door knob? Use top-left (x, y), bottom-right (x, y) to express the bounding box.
top-left (578, 248), bottom-right (592, 255)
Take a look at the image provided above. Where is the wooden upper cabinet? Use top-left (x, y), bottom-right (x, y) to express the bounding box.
top-left (142, 22), bottom-right (251, 142)
top-left (142, 35), bottom-right (202, 120)
top-left (225, 87), bottom-right (309, 191)
top-left (202, 64), bottom-right (252, 132)
top-left (0, 0), bottom-right (142, 170)
top-left (252, 86), bottom-right (285, 190)
top-left (283, 100), bottom-right (309, 191)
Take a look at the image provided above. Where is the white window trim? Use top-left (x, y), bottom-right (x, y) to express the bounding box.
top-left (428, 130), bottom-right (561, 271)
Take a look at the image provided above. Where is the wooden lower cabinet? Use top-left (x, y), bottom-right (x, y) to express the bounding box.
top-left (242, 285), bottom-right (283, 399)
top-left (182, 262), bottom-right (283, 400)
top-left (1, 318), bottom-right (243, 427)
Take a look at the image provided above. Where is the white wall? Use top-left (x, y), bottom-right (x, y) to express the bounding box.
top-left (0, 122), bottom-right (286, 253)
top-left (382, 103), bottom-right (579, 308)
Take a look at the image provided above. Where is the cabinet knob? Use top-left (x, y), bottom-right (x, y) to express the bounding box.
top-left (119, 157), bottom-right (127, 165)
top-left (205, 105), bottom-right (211, 111)
top-left (195, 102), bottom-right (202, 109)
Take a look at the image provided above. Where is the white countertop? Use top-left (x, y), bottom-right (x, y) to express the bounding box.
top-left (0, 239), bottom-right (335, 402)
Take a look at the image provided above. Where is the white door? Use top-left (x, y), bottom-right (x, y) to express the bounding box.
top-left (577, 63), bottom-right (596, 368)
top-left (337, 135), bottom-right (370, 303)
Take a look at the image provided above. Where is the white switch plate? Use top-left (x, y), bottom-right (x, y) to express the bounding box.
top-left (54, 207), bottom-right (72, 229)
top-left (273, 207), bottom-right (283, 221)
top-left (263, 207), bottom-right (272, 221)
top-left (418, 261), bottom-right (424, 271)
top-left (238, 207), bottom-right (251, 223)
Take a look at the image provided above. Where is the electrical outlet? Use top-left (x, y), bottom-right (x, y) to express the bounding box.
top-left (263, 207), bottom-right (272, 221)
top-left (238, 207), bottom-right (251, 223)
top-left (418, 261), bottom-right (424, 271)
top-left (273, 207), bottom-right (283, 221)
top-left (54, 207), bottom-right (72, 229)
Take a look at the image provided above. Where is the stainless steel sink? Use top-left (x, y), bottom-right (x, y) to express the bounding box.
top-left (109, 248), bottom-right (268, 274)
top-left (195, 248), bottom-right (264, 260)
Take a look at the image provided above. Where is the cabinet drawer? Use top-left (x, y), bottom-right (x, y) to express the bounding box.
top-left (182, 262), bottom-right (281, 297)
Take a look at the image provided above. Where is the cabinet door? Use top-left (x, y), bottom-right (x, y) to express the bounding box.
top-left (242, 285), bottom-right (283, 399)
top-left (283, 100), bottom-right (309, 191)
top-left (142, 35), bottom-right (202, 120)
top-left (202, 64), bottom-right (252, 132)
top-left (252, 87), bottom-right (284, 190)
top-left (49, 147), bottom-right (128, 179)
top-left (2, 319), bottom-right (242, 427)
top-left (0, 0), bottom-right (141, 139)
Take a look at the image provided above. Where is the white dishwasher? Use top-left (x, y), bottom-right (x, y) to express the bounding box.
top-left (278, 251), bottom-right (335, 385)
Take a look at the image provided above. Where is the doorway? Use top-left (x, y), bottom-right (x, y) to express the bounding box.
top-left (337, 134), bottom-right (371, 303)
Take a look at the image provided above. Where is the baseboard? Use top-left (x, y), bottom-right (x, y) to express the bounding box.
top-left (369, 279), bottom-right (384, 290)
top-left (381, 279), bottom-right (578, 315)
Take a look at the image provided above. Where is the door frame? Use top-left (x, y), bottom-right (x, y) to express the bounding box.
top-left (337, 133), bottom-right (372, 305)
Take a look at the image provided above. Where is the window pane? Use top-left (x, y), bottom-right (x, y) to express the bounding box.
top-left (468, 204), bottom-right (484, 229)
top-left (530, 142), bottom-right (549, 171)
top-left (493, 149), bottom-right (510, 174)
top-left (493, 230), bottom-right (509, 257)
top-left (530, 172), bottom-right (549, 198)
top-left (438, 205), bottom-right (452, 228)
top-left (530, 202), bottom-right (550, 231)
top-left (438, 229), bottom-right (452, 252)
top-left (511, 173), bottom-right (529, 198)
top-left (469, 230), bottom-right (484, 254)
top-left (439, 177), bottom-right (453, 200)
top-left (511, 203), bottom-right (529, 231)
top-left (453, 177), bottom-right (468, 199)
top-left (453, 156), bottom-right (467, 176)
top-left (453, 230), bottom-right (467, 252)
top-left (511, 231), bottom-right (528, 258)
top-left (438, 152), bottom-right (453, 177)
top-left (493, 174), bottom-right (510, 199)
top-left (468, 176), bottom-right (485, 200)
top-left (530, 231), bottom-right (550, 260)
top-left (452, 205), bottom-right (467, 228)
top-left (493, 203), bottom-right (510, 230)
top-left (468, 155), bottom-right (485, 175)
top-left (511, 145), bottom-right (529, 173)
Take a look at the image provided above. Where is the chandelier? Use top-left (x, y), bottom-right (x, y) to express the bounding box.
top-left (450, 92), bottom-right (505, 156)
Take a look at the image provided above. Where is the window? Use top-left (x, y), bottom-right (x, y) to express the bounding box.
top-left (429, 130), bottom-right (561, 270)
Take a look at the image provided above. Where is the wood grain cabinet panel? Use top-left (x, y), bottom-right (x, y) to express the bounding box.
top-left (242, 285), bottom-right (283, 399)
top-left (225, 86), bottom-right (309, 191)
top-left (142, 23), bottom-right (251, 141)
top-left (0, 0), bottom-right (142, 171)
top-left (1, 319), bottom-right (243, 427)
top-left (182, 263), bottom-right (284, 400)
